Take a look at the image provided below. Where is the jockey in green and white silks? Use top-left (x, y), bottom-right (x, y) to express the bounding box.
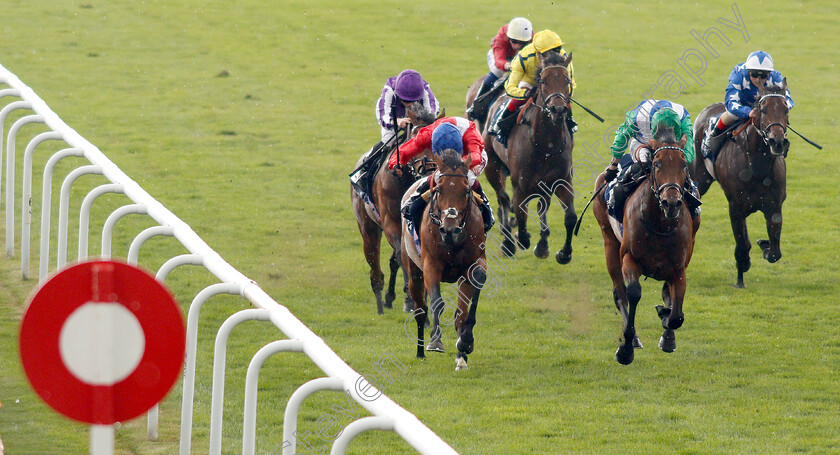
top-left (604, 103), bottom-right (700, 219)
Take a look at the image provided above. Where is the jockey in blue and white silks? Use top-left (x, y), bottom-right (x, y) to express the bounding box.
top-left (702, 51), bottom-right (794, 158)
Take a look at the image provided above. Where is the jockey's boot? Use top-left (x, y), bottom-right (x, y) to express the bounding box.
top-left (466, 82), bottom-right (494, 122)
top-left (684, 177), bottom-right (702, 218)
top-left (489, 106), bottom-right (518, 146)
top-left (472, 181), bottom-right (495, 232)
top-left (402, 178), bottom-right (432, 234)
top-left (701, 118), bottom-right (727, 160)
top-left (609, 162), bottom-right (645, 218)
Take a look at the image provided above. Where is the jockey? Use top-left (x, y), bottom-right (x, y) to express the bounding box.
top-left (388, 117), bottom-right (495, 234)
top-left (487, 29), bottom-right (577, 146)
top-left (350, 70), bottom-right (439, 204)
top-left (701, 50), bottom-right (794, 158)
top-left (466, 17), bottom-right (534, 123)
top-left (605, 103), bottom-right (700, 218)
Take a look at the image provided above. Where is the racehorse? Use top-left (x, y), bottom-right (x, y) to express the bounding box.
top-left (592, 126), bottom-right (700, 365)
top-left (465, 75), bottom-right (503, 133)
top-left (483, 52), bottom-right (577, 263)
top-left (351, 108), bottom-right (436, 314)
top-left (689, 81), bottom-right (789, 288)
top-left (401, 149), bottom-right (487, 371)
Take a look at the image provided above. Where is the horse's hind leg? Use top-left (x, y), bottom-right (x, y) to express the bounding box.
top-left (511, 187), bottom-right (532, 251)
top-left (758, 207), bottom-right (783, 263)
top-left (455, 263), bottom-right (486, 371)
top-left (360, 221), bottom-right (386, 314)
top-left (728, 205), bottom-right (752, 288)
top-left (384, 250), bottom-right (399, 309)
top-left (426, 283), bottom-right (446, 353)
top-left (485, 156), bottom-right (516, 256)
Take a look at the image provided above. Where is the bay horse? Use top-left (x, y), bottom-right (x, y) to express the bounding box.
top-left (400, 149), bottom-right (487, 371)
top-left (592, 125), bottom-right (700, 365)
top-left (484, 52), bottom-right (576, 263)
top-left (689, 81), bottom-right (790, 288)
top-left (351, 107), bottom-right (436, 314)
top-left (465, 74), bottom-right (504, 133)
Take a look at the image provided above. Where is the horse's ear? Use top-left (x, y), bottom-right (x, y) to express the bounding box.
top-left (678, 135), bottom-right (688, 150)
top-left (565, 52), bottom-right (573, 65)
top-left (462, 152), bottom-right (472, 169)
top-left (436, 108), bottom-right (446, 120)
top-left (782, 77), bottom-right (787, 90)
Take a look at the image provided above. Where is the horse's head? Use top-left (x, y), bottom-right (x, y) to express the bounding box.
top-left (649, 113), bottom-right (689, 219)
top-left (535, 51), bottom-right (572, 126)
top-left (754, 80), bottom-right (790, 156)
top-left (405, 101), bottom-right (437, 129)
top-left (430, 149), bottom-right (472, 245)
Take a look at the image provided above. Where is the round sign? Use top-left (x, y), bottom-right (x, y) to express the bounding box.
top-left (19, 260), bottom-right (185, 424)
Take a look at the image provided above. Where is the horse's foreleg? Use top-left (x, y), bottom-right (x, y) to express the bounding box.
top-left (658, 271), bottom-right (687, 353)
top-left (455, 262), bottom-right (486, 371)
top-left (402, 249), bottom-right (427, 358)
top-left (758, 208), bottom-right (783, 263)
top-left (554, 181), bottom-right (577, 265)
top-left (534, 201), bottom-right (551, 259)
top-left (616, 256), bottom-right (642, 365)
top-left (511, 187), bottom-right (531, 251)
top-left (728, 205), bottom-right (752, 288)
top-left (425, 283), bottom-right (446, 353)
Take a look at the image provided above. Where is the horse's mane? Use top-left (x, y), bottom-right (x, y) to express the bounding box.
top-left (651, 108), bottom-right (680, 143)
top-left (440, 149), bottom-right (465, 172)
top-left (406, 101), bottom-right (436, 127)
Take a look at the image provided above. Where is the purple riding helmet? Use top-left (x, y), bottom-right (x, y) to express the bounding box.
top-left (394, 69), bottom-right (425, 102)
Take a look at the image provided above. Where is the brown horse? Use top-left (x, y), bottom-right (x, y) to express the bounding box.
top-left (484, 52), bottom-right (576, 263)
top-left (593, 127), bottom-right (700, 365)
top-left (465, 75), bottom-right (504, 133)
top-left (351, 110), bottom-right (436, 314)
top-left (401, 149), bottom-right (487, 371)
top-left (689, 81), bottom-right (789, 288)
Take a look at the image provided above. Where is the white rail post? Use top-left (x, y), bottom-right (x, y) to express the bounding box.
top-left (282, 377), bottom-right (345, 455)
top-left (180, 283), bottom-right (245, 455)
top-left (77, 184), bottom-right (124, 262)
top-left (56, 165), bottom-right (102, 267)
top-left (208, 309), bottom-right (272, 455)
top-left (5, 113), bottom-right (44, 257)
top-left (147, 254), bottom-right (205, 441)
top-left (21, 131), bottom-right (64, 278)
top-left (0, 98), bottom-right (31, 213)
top-left (99, 203), bottom-right (146, 260)
top-left (242, 339), bottom-right (305, 455)
top-left (329, 416), bottom-right (396, 455)
top-left (38, 147), bottom-right (84, 282)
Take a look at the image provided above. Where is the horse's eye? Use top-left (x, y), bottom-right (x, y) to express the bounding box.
top-left (654, 162), bottom-right (662, 169)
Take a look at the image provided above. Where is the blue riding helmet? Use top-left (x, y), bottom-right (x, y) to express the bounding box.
top-left (431, 122), bottom-right (463, 155)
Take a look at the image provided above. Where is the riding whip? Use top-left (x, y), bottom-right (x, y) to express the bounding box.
top-left (570, 98), bottom-right (605, 123)
top-left (788, 125), bottom-right (823, 150)
top-left (573, 181), bottom-right (608, 236)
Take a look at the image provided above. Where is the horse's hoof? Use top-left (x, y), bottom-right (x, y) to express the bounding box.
top-left (426, 340), bottom-right (445, 353)
top-left (509, 216), bottom-right (518, 228)
top-left (403, 299), bottom-right (414, 313)
top-left (555, 249), bottom-right (572, 265)
top-left (633, 335), bottom-right (643, 349)
top-left (534, 241), bottom-right (549, 259)
top-left (655, 304), bottom-right (671, 320)
top-left (456, 336), bottom-right (474, 354)
top-left (757, 239), bottom-right (769, 250)
top-left (659, 330), bottom-right (676, 352)
top-left (384, 292), bottom-right (395, 309)
top-left (615, 344), bottom-right (634, 365)
top-left (734, 280), bottom-right (746, 289)
top-left (455, 357), bottom-right (469, 371)
top-left (517, 231), bottom-right (531, 250)
top-left (501, 238), bottom-right (517, 257)
top-left (377, 308), bottom-right (384, 315)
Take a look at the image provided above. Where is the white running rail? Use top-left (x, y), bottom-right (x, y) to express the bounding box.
top-left (0, 63), bottom-right (457, 455)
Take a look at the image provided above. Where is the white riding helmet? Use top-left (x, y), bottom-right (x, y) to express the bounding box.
top-left (744, 51), bottom-right (774, 72)
top-left (506, 17), bottom-right (533, 42)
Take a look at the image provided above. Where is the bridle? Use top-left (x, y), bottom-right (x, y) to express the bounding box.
top-left (535, 65), bottom-right (571, 120)
top-left (648, 146), bottom-right (686, 213)
top-left (753, 93), bottom-right (789, 156)
top-left (428, 172), bottom-right (472, 238)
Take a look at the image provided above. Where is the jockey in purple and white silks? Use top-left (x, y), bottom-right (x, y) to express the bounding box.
top-left (376, 69), bottom-right (439, 144)
top-left (701, 51), bottom-right (794, 158)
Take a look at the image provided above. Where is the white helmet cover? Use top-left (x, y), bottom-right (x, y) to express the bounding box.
top-left (745, 51), bottom-right (774, 72)
top-left (507, 17), bottom-right (533, 42)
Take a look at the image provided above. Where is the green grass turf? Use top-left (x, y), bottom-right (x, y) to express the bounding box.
top-left (1, 0), bottom-right (839, 453)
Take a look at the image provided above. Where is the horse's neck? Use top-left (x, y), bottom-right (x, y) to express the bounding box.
top-left (745, 126), bottom-right (775, 179)
top-left (637, 183), bottom-right (677, 232)
top-left (531, 108), bottom-right (567, 154)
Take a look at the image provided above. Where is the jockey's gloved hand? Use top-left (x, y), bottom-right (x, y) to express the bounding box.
top-left (637, 147), bottom-right (652, 163)
top-left (604, 167), bottom-right (619, 182)
top-left (391, 165), bottom-right (403, 177)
